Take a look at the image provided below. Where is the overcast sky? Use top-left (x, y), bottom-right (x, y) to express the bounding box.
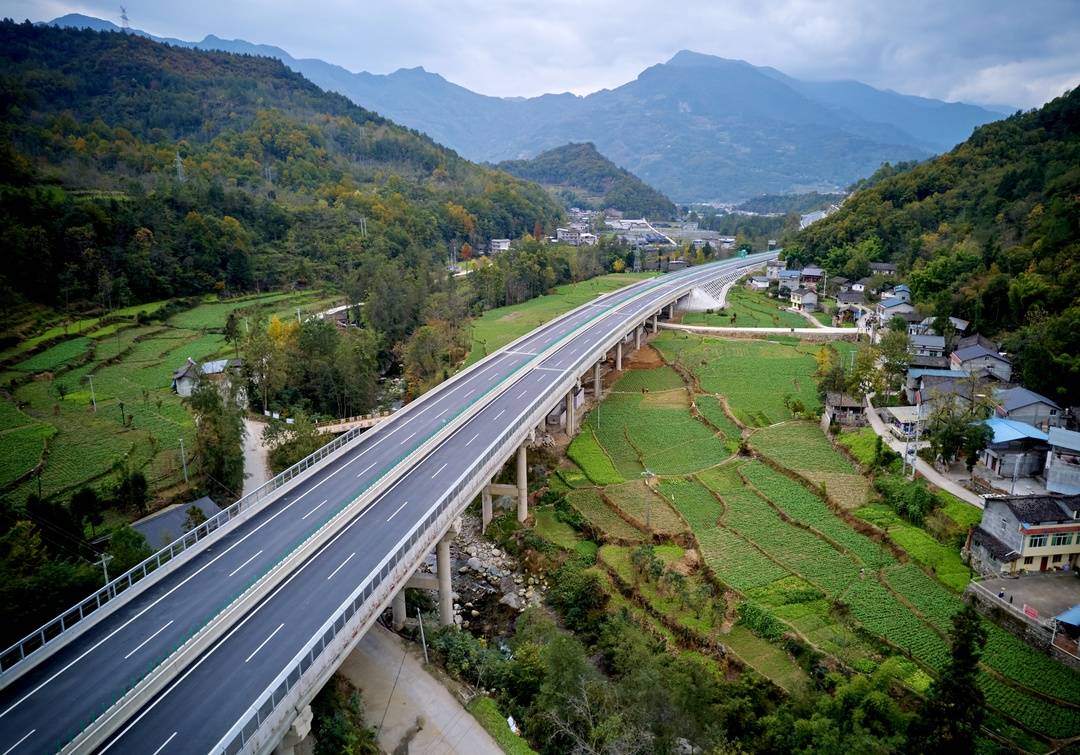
top-left (4, 0), bottom-right (1079, 109)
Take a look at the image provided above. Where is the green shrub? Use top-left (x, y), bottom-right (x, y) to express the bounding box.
top-left (875, 474), bottom-right (935, 526)
top-left (737, 601), bottom-right (787, 641)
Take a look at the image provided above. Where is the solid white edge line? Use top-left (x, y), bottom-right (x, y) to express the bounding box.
top-left (123, 621), bottom-right (176, 661)
top-left (2, 729), bottom-right (34, 755)
top-left (149, 730), bottom-right (177, 755)
top-left (326, 553), bottom-right (355, 581)
top-left (227, 550), bottom-right (264, 578)
top-left (244, 623), bottom-right (284, 664)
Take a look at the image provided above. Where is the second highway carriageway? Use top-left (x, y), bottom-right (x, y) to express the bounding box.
top-left (0, 251), bottom-right (775, 755)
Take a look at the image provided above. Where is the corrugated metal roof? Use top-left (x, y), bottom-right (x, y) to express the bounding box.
top-left (1049, 427), bottom-right (1080, 452)
top-left (995, 386), bottom-right (1061, 412)
top-left (983, 418), bottom-right (1048, 444)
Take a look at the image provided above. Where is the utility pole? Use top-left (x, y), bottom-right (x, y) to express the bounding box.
top-left (86, 374), bottom-right (97, 412)
top-left (97, 552), bottom-right (113, 597)
top-left (179, 437), bottom-right (189, 484)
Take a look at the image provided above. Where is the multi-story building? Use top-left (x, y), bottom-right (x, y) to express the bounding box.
top-left (1046, 428), bottom-right (1080, 494)
top-left (968, 494), bottom-right (1080, 574)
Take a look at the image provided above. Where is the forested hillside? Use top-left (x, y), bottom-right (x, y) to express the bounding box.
top-left (0, 21), bottom-right (562, 326)
top-left (785, 87), bottom-right (1080, 403)
top-left (497, 142), bottom-right (676, 218)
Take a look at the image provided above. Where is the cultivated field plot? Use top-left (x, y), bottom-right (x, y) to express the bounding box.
top-left (857, 506), bottom-right (971, 591)
top-left (0, 291), bottom-right (308, 504)
top-left (693, 394), bottom-right (742, 444)
top-left (574, 367), bottom-right (731, 480)
top-left (682, 286), bottom-right (806, 329)
top-left (837, 426), bottom-right (879, 467)
top-left (654, 334), bottom-right (819, 426)
top-left (657, 477), bottom-right (789, 592)
top-left (722, 624), bottom-right (809, 692)
top-left (566, 489), bottom-right (647, 543)
top-left (749, 421), bottom-right (870, 509)
top-left (602, 480), bottom-right (687, 536)
top-left (466, 273), bottom-right (657, 365)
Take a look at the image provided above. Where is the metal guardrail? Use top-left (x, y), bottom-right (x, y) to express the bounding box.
top-left (52, 257), bottom-right (761, 752)
top-left (1, 264), bottom-right (675, 683)
top-left (0, 424), bottom-right (368, 676)
top-left (213, 254), bottom-right (775, 754)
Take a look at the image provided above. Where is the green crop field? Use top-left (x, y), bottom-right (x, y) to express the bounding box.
top-left (574, 367), bottom-right (731, 479)
top-left (837, 426), bottom-right (879, 467)
top-left (566, 489), bottom-right (647, 543)
top-left (167, 291), bottom-right (318, 330)
top-left (682, 286), bottom-right (806, 329)
top-left (0, 423), bottom-right (56, 489)
top-left (603, 480), bottom-right (687, 536)
top-left (857, 506), bottom-right (971, 591)
top-left (655, 334), bottom-right (819, 426)
top-left (693, 395), bottom-right (742, 442)
top-left (749, 421), bottom-right (870, 509)
top-left (466, 273), bottom-right (657, 365)
top-left (13, 337), bottom-right (92, 373)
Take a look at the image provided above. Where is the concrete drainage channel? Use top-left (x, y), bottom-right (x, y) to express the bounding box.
top-left (60, 257), bottom-right (772, 753)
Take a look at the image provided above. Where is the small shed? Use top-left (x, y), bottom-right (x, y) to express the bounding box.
top-left (823, 392), bottom-right (865, 427)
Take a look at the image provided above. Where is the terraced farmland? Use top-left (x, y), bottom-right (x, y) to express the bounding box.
top-left (566, 489), bottom-right (647, 543)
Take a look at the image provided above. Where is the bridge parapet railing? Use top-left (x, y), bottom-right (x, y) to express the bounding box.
top-left (0, 423), bottom-right (368, 678)
top-left (217, 254), bottom-right (776, 754)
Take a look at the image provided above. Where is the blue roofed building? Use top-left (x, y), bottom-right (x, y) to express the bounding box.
top-left (978, 418), bottom-right (1049, 483)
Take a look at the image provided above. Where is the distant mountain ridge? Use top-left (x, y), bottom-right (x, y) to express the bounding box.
top-left (47, 14), bottom-right (1006, 202)
top-left (496, 143), bottom-right (676, 219)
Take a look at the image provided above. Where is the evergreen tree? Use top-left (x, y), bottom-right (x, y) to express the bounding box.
top-left (908, 603), bottom-right (988, 754)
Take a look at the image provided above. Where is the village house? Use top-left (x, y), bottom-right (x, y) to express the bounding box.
top-left (171, 358), bottom-right (242, 397)
top-left (909, 334), bottom-right (946, 359)
top-left (766, 259), bottom-right (787, 280)
top-left (979, 418), bottom-right (1049, 483)
top-left (951, 343), bottom-right (1013, 382)
top-left (869, 261), bottom-right (898, 277)
top-left (851, 277), bottom-right (874, 294)
top-left (777, 269), bottom-right (802, 293)
top-left (967, 494), bottom-right (1080, 575)
top-left (1046, 428), bottom-right (1080, 495)
top-left (822, 392), bottom-right (866, 427)
top-left (993, 386), bottom-right (1062, 430)
top-left (829, 275), bottom-right (851, 293)
top-left (747, 276), bottom-right (770, 290)
top-left (800, 265), bottom-right (825, 288)
top-left (883, 405), bottom-right (923, 439)
top-left (556, 227), bottom-right (582, 245)
top-left (489, 238), bottom-right (511, 253)
top-left (876, 296), bottom-right (915, 323)
top-left (790, 287), bottom-right (818, 312)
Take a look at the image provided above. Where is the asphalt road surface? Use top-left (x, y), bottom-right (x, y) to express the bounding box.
top-left (0, 254), bottom-right (770, 754)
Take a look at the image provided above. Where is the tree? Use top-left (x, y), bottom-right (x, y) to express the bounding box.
top-left (70, 487), bottom-right (104, 537)
top-left (263, 413), bottom-right (327, 474)
top-left (106, 527), bottom-right (153, 574)
top-left (243, 320), bottom-right (287, 413)
top-left (223, 311), bottom-right (242, 359)
top-left (908, 603), bottom-right (987, 754)
top-left (847, 344), bottom-right (883, 399)
top-left (182, 504), bottom-right (208, 531)
top-left (114, 468), bottom-right (149, 515)
top-left (879, 329), bottom-right (911, 401)
top-left (186, 375), bottom-right (246, 498)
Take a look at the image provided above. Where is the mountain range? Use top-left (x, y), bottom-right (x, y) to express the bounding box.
top-left (48, 14), bottom-right (1007, 202)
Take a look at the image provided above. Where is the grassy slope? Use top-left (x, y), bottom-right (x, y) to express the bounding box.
top-left (466, 273), bottom-right (657, 365)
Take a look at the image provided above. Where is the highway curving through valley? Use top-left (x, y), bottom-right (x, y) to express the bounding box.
top-left (0, 253), bottom-right (773, 754)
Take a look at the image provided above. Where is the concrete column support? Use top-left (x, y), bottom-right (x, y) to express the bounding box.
top-left (667, 302), bottom-right (675, 319)
top-left (437, 533), bottom-right (453, 627)
top-left (652, 314), bottom-right (658, 333)
top-left (635, 326), bottom-right (642, 350)
top-left (593, 362), bottom-right (601, 398)
top-left (516, 444), bottom-right (528, 522)
top-left (273, 704), bottom-right (313, 755)
top-left (565, 389), bottom-right (576, 436)
top-left (392, 588), bottom-right (407, 631)
top-left (616, 341), bottom-right (623, 371)
top-left (481, 485), bottom-right (493, 533)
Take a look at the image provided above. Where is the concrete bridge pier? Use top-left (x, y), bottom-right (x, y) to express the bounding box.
top-left (616, 340), bottom-right (623, 371)
top-left (635, 325), bottom-right (642, 350)
top-left (481, 483), bottom-right (493, 533)
top-left (517, 444), bottom-right (528, 522)
top-left (437, 532), bottom-right (454, 627)
top-left (593, 362), bottom-right (602, 398)
top-left (565, 388), bottom-right (576, 436)
top-left (273, 704), bottom-right (312, 755)
top-left (667, 302), bottom-right (675, 319)
top-left (652, 313), bottom-right (659, 333)
top-left (392, 589), bottom-right (407, 631)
